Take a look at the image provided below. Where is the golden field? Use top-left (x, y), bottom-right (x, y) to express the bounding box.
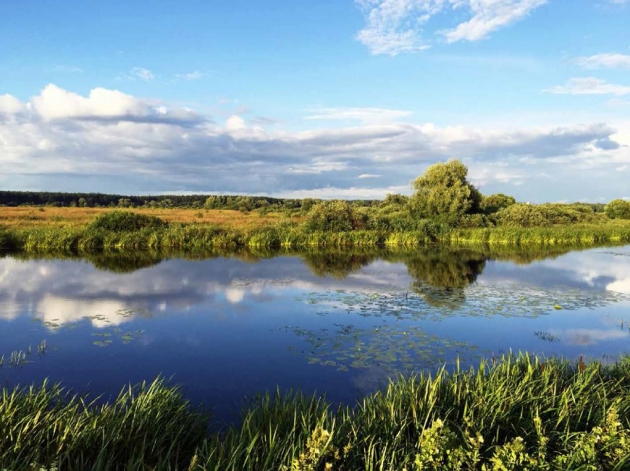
top-left (0, 206), bottom-right (299, 230)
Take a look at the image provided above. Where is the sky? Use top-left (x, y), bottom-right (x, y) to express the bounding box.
top-left (0, 0), bottom-right (629, 202)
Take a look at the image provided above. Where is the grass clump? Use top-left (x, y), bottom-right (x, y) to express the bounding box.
top-left (3, 355), bottom-right (630, 470)
top-left (0, 378), bottom-right (207, 471)
top-left (88, 210), bottom-right (166, 232)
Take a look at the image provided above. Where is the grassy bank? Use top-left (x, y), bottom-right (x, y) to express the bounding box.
top-left (2, 220), bottom-right (630, 254)
top-left (2, 355), bottom-right (630, 470)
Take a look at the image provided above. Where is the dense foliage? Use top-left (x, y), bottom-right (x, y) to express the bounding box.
top-left (2, 355), bottom-right (630, 470)
top-left (480, 193), bottom-right (516, 214)
top-left (88, 210), bottom-right (167, 232)
top-left (410, 159), bottom-right (483, 224)
top-left (605, 199), bottom-right (630, 220)
top-left (0, 191), bottom-right (377, 213)
top-left (495, 203), bottom-right (604, 227)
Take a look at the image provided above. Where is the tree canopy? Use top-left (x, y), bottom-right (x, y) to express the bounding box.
top-left (410, 159), bottom-right (482, 224)
top-left (605, 199), bottom-right (630, 220)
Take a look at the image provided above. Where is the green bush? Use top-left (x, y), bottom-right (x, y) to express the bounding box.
top-left (303, 201), bottom-right (368, 233)
top-left (481, 193), bottom-right (516, 214)
top-left (88, 211), bottom-right (166, 232)
top-left (496, 203), bottom-right (601, 227)
top-left (605, 199), bottom-right (630, 220)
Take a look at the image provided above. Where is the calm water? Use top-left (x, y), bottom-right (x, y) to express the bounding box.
top-left (1, 246), bottom-right (630, 425)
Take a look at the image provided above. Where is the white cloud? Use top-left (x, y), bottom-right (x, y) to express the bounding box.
top-left (574, 53), bottom-right (630, 69)
top-left (355, 0), bottom-right (547, 55)
top-left (31, 84), bottom-right (150, 120)
top-left (0, 94), bottom-right (26, 116)
top-left (128, 67), bottom-right (155, 82)
top-left (28, 84), bottom-right (200, 124)
top-left (546, 78), bottom-right (630, 96)
top-left (443, 0), bottom-right (548, 43)
top-left (175, 71), bottom-right (206, 80)
top-left (0, 84), bottom-right (628, 201)
top-left (305, 107), bottom-right (413, 124)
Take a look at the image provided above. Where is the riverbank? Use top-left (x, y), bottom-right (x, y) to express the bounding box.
top-left (2, 218), bottom-right (630, 253)
top-left (1, 354), bottom-right (629, 470)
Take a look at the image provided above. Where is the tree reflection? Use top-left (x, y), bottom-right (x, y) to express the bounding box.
top-left (389, 249), bottom-right (487, 308)
top-left (300, 250), bottom-right (378, 278)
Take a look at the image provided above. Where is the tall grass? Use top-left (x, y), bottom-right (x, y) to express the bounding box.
top-left (3, 213), bottom-right (630, 255)
top-left (2, 355), bottom-right (630, 470)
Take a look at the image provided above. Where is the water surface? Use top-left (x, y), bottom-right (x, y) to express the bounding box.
top-left (1, 246), bottom-right (629, 425)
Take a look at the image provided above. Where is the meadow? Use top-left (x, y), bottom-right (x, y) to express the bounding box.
top-left (2, 205), bottom-right (630, 254)
top-left (1, 354), bottom-right (629, 470)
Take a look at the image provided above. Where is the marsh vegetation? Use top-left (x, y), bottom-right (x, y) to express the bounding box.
top-left (2, 355), bottom-right (630, 470)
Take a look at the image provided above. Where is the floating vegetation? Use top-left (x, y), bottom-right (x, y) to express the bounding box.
top-left (90, 328), bottom-right (145, 347)
top-left (286, 323), bottom-right (478, 373)
top-left (298, 283), bottom-right (630, 322)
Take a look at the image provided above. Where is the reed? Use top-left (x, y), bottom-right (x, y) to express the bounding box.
top-left (2, 354), bottom-right (630, 470)
top-left (3, 217), bottom-right (630, 255)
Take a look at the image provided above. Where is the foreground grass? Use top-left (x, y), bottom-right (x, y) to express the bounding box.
top-left (2, 355), bottom-right (630, 470)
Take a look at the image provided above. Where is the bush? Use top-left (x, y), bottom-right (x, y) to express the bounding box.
top-left (496, 203), bottom-right (601, 227)
top-left (88, 211), bottom-right (166, 232)
top-left (303, 201), bottom-right (368, 232)
top-left (481, 193), bottom-right (516, 214)
top-left (605, 199), bottom-right (630, 220)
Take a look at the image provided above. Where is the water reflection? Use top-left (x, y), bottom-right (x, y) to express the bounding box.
top-left (0, 245), bottom-right (629, 423)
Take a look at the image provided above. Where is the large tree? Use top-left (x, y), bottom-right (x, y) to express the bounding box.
top-left (410, 159), bottom-right (482, 224)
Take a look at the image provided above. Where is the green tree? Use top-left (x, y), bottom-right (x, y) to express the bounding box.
top-left (604, 199), bottom-right (630, 220)
top-left (410, 159), bottom-right (482, 224)
top-left (481, 193), bottom-right (516, 214)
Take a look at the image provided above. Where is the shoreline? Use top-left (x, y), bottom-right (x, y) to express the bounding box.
top-left (2, 354), bottom-right (629, 469)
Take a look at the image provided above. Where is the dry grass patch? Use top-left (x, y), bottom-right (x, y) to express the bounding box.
top-left (0, 206), bottom-right (300, 230)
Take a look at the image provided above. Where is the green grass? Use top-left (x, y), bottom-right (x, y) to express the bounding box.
top-left (3, 220), bottom-right (630, 256)
top-left (2, 354), bottom-right (630, 470)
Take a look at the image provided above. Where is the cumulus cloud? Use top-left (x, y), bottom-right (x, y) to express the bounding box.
top-left (546, 78), bottom-right (630, 96)
top-left (0, 84), bottom-right (627, 201)
top-left (355, 0), bottom-right (547, 55)
top-left (0, 94), bottom-right (26, 116)
top-left (574, 53), bottom-right (630, 70)
top-left (29, 84), bottom-right (202, 125)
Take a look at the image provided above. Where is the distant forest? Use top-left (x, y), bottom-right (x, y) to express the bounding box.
top-left (0, 191), bottom-right (381, 212)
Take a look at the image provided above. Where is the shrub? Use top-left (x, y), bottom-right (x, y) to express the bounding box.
top-left (303, 201), bottom-right (368, 232)
top-left (481, 193), bottom-right (516, 214)
top-left (88, 211), bottom-right (166, 232)
top-left (605, 199), bottom-right (630, 220)
top-left (496, 203), bottom-right (601, 227)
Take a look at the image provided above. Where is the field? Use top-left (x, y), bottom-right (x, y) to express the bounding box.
top-left (0, 206), bottom-right (297, 230)
top-left (3, 205), bottom-right (630, 253)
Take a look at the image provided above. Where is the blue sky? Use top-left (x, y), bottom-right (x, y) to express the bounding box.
top-left (1, 0), bottom-right (629, 202)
